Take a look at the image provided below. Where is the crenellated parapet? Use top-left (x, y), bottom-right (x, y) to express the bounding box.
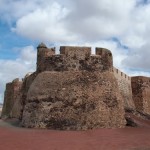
top-left (37, 44), bottom-right (113, 73)
top-left (113, 67), bottom-right (135, 109)
top-left (113, 67), bottom-right (131, 82)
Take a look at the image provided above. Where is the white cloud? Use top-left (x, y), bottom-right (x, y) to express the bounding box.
top-left (1, 0), bottom-right (150, 103)
top-left (122, 42), bottom-right (150, 71)
top-left (53, 40), bottom-right (128, 70)
top-left (121, 68), bottom-right (150, 77)
top-left (0, 46), bottom-right (36, 103)
top-left (11, 0), bottom-right (137, 42)
top-left (4, 0), bottom-right (150, 74)
top-left (120, 3), bottom-right (150, 49)
top-left (0, 0), bottom-right (54, 23)
top-left (12, 2), bottom-right (77, 42)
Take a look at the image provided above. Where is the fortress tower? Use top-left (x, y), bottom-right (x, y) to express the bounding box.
top-left (2, 43), bottom-right (150, 130)
top-left (37, 43), bottom-right (55, 72)
top-left (1, 78), bottom-right (22, 118)
top-left (20, 44), bottom-right (125, 129)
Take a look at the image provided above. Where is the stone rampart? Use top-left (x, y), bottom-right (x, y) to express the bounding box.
top-left (131, 76), bottom-right (150, 115)
top-left (37, 44), bottom-right (113, 73)
top-left (1, 78), bottom-right (22, 118)
top-left (113, 67), bottom-right (135, 109)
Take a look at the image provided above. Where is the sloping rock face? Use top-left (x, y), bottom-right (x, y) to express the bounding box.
top-left (21, 46), bottom-right (126, 130)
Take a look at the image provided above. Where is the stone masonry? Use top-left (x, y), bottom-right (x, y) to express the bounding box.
top-left (1, 78), bottom-right (22, 118)
top-left (113, 67), bottom-right (135, 110)
top-left (21, 44), bottom-right (125, 129)
top-left (132, 76), bottom-right (150, 114)
top-left (1, 43), bottom-right (150, 130)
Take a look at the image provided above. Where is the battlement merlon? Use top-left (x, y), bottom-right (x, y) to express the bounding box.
top-left (96, 47), bottom-right (113, 71)
top-left (60, 46), bottom-right (91, 60)
top-left (36, 44), bottom-right (113, 72)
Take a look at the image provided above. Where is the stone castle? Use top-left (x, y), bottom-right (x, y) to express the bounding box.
top-left (1, 43), bottom-right (150, 130)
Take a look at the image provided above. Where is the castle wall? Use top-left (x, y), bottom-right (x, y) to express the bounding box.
top-left (131, 76), bottom-right (150, 115)
top-left (22, 71), bottom-right (126, 129)
top-left (37, 46), bottom-right (113, 73)
top-left (1, 78), bottom-right (22, 118)
top-left (3, 43), bottom-right (150, 129)
top-left (21, 44), bottom-right (126, 129)
top-left (113, 67), bottom-right (135, 109)
top-left (37, 43), bottom-right (55, 72)
top-left (21, 72), bottom-right (37, 105)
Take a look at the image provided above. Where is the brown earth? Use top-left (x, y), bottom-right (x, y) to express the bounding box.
top-left (0, 119), bottom-right (150, 150)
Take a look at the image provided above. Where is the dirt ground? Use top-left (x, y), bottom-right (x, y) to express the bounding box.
top-left (0, 119), bottom-right (150, 150)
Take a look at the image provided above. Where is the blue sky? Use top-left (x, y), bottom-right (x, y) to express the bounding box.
top-left (0, 0), bottom-right (150, 103)
top-left (0, 21), bottom-right (38, 59)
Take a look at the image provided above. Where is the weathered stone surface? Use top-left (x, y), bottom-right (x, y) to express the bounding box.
top-left (19, 72), bottom-right (37, 119)
top-left (37, 43), bottom-right (55, 72)
top-left (1, 79), bottom-right (22, 118)
top-left (113, 67), bottom-right (135, 109)
top-left (131, 76), bottom-right (150, 115)
top-left (37, 46), bottom-right (113, 73)
top-left (1, 73), bottom-right (37, 119)
top-left (21, 71), bottom-right (126, 129)
top-left (10, 91), bottom-right (22, 119)
top-left (3, 44), bottom-right (150, 130)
